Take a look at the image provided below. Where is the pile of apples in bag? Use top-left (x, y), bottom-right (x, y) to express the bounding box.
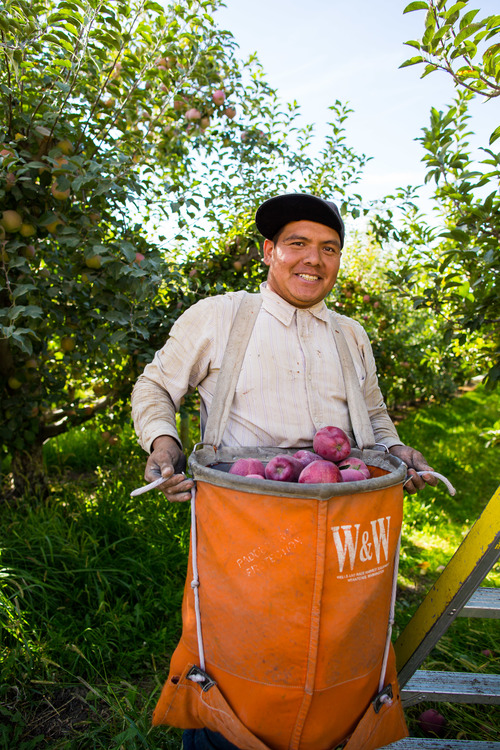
top-left (229, 426), bottom-right (373, 485)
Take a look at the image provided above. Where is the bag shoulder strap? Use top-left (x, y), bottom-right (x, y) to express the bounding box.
top-left (329, 313), bottom-right (376, 450)
top-left (203, 292), bottom-right (262, 447)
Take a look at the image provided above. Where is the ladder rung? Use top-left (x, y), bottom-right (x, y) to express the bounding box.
top-left (401, 670), bottom-right (500, 707)
top-left (459, 587), bottom-right (500, 618)
top-left (381, 740), bottom-right (500, 749)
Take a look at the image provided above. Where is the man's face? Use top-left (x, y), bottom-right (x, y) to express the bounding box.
top-left (263, 220), bottom-right (342, 308)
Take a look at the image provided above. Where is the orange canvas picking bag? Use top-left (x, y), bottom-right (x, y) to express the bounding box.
top-left (152, 448), bottom-right (408, 750)
top-left (152, 293), bottom-right (409, 749)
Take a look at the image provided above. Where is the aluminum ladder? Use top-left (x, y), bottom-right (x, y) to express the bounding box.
top-left (383, 484), bottom-right (500, 749)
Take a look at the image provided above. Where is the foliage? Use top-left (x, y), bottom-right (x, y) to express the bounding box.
top-left (401, 0), bottom-right (500, 122)
top-left (1, 386), bottom-right (499, 746)
top-left (330, 237), bottom-right (475, 408)
top-left (3, 1), bottom-right (368, 495)
top-left (0, 0), bottom-right (245, 492)
top-left (176, 99), bottom-right (371, 304)
top-left (371, 1), bottom-right (500, 389)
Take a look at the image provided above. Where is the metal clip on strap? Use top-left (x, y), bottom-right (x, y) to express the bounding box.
top-left (187, 665), bottom-right (217, 692)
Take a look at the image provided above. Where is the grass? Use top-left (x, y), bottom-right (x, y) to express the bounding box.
top-left (392, 384), bottom-right (500, 742)
top-left (0, 385), bottom-right (499, 748)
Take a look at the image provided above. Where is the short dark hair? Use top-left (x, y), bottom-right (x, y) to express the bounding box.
top-left (271, 229), bottom-right (282, 245)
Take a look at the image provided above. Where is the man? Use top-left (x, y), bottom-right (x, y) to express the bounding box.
top-left (132, 192), bottom-right (436, 497)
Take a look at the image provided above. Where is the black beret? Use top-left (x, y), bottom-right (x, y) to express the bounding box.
top-left (255, 193), bottom-right (345, 248)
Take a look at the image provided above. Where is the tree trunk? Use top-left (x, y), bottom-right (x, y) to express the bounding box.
top-left (11, 442), bottom-right (49, 499)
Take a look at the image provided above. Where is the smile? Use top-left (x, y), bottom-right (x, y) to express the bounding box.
top-left (297, 273), bottom-right (320, 281)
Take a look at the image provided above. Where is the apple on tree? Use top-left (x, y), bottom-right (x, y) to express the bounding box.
top-left (19, 223), bottom-right (36, 237)
top-left (212, 89), bottom-right (225, 106)
top-left (61, 336), bottom-right (76, 353)
top-left (185, 108), bottom-right (201, 121)
top-left (51, 179), bottom-right (70, 200)
top-left (85, 254), bottom-right (102, 269)
top-left (1, 209), bottom-right (22, 232)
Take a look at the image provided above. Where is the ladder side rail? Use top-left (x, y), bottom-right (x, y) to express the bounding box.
top-left (395, 486), bottom-right (500, 688)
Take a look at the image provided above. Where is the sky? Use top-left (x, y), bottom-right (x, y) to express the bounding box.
top-left (215, 0), bottom-right (499, 205)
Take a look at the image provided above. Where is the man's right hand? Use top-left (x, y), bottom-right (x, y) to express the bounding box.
top-left (145, 435), bottom-right (194, 502)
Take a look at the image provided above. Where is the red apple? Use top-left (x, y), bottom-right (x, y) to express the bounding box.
top-left (174, 97), bottom-right (187, 111)
top-left (265, 455), bottom-right (302, 482)
top-left (418, 708), bottom-right (446, 736)
top-left (313, 426), bottom-right (351, 463)
top-left (293, 449), bottom-right (319, 468)
top-left (337, 456), bottom-right (371, 479)
top-left (224, 106), bottom-right (236, 119)
top-left (185, 108), bottom-right (201, 121)
top-left (229, 458), bottom-right (266, 477)
top-left (21, 244), bottom-right (36, 259)
top-left (212, 89), bottom-right (225, 106)
top-left (299, 460), bottom-right (342, 484)
top-left (339, 468), bottom-right (367, 482)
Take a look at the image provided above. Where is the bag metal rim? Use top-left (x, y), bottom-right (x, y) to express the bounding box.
top-left (188, 446), bottom-right (407, 499)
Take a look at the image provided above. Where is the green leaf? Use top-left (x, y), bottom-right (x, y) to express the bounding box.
top-left (439, 228), bottom-right (470, 242)
top-left (404, 39), bottom-right (422, 50)
top-left (13, 283), bottom-right (37, 300)
top-left (459, 8), bottom-right (480, 29)
top-left (421, 63), bottom-right (438, 77)
top-left (455, 22), bottom-right (484, 47)
top-left (399, 56), bottom-right (425, 68)
top-left (403, 1), bottom-right (429, 13)
top-left (489, 125), bottom-right (500, 145)
top-left (144, 0), bottom-right (164, 11)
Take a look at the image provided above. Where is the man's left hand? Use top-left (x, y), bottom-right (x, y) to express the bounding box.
top-left (389, 444), bottom-right (438, 494)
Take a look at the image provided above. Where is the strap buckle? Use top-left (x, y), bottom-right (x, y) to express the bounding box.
top-left (187, 665), bottom-right (217, 692)
top-left (373, 683), bottom-right (393, 713)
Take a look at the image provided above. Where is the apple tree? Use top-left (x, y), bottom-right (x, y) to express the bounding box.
top-left (371, 1), bottom-right (500, 387)
top-left (0, 0), bottom-right (301, 496)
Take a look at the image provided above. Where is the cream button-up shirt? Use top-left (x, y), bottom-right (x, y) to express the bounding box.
top-left (131, 284), bottom-right (402, 452)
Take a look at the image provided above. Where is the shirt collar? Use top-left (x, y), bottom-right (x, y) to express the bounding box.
top-left (260, 282), bottom-right (331, 325)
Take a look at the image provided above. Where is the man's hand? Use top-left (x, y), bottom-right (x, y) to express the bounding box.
top-left (145, 435), bottom-right (194, 502)
top-left (389, 444), bottom-right (438, 494)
